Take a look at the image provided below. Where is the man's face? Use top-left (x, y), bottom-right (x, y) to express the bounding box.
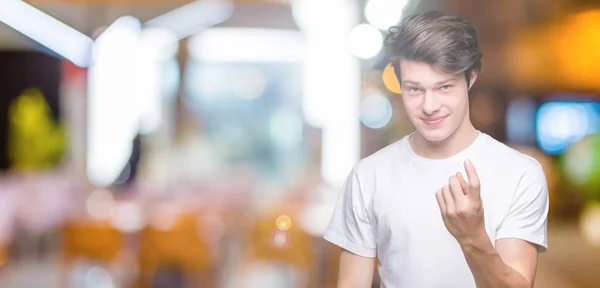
top-left (398, 60), bottom-right (476, 142)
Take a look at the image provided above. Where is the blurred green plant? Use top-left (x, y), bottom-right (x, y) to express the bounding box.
top-left (7, 88), bottom-right (67, 171)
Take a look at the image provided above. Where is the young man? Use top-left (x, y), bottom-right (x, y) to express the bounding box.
top-left (324, 11), bottom-right (549, 288)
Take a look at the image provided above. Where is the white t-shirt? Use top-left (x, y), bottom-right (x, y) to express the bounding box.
top-left (323, 132), bottom-right (549, 288)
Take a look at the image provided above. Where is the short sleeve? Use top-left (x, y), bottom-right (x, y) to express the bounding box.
top-left (496, 162), bottom-right (549, 252)
top-left (323, 168), bottom-right (377, 258)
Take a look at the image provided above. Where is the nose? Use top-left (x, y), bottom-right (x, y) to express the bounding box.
top-left (422, 92), bottom-right (441, 115)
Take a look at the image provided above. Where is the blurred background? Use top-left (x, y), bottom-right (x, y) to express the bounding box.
top-left (0, 0), bottom-right (599, 287)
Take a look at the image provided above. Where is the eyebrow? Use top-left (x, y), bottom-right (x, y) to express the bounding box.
top-left (402, 78), bottom-right (457, 86)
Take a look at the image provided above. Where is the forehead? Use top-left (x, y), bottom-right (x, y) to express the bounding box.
top-left (398, 60), bottom-right (459, 85)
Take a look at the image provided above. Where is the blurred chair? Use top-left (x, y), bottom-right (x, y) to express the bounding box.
top-left (136, 212), bottom-right (215, 288)
top-left (235, 210), bottom-right (318, 288)
top-left (59, 220), bottom-right (125, 286)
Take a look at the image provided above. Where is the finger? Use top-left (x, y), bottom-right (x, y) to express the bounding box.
top-left (464, 160), bottom-right (481, 199)
top-left (456, 172), bottom-right (469, 193)
top-left (448, 176), bottom-right (466, 204)
top-left (441, 185), bottom-right (455, 215)
top-left (435, 190), bottom-right (446, 215)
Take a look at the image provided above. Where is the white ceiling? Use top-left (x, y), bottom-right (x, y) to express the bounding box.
top-left (0, 2), bottom-right (197, 49)
top-left (0, 1), bottom-right (299, 51)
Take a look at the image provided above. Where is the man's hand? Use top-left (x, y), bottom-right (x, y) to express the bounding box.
top-left (435, 160), bottom-right (542, 288)
top-left (435, 160), bottom-right (486, 244)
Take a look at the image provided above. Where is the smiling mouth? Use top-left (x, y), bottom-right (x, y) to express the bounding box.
top-left (421, 116), bottom-right (448, 125)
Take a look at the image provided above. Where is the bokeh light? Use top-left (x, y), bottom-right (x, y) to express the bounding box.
top-left (555, 10), bottom-right (600, 91)
top-left (580, 202), bottom-right (600, 248)
top-left (364, 0), bottom-right (408, 30)
top-left (348, 24), bottom-right (383, 59)
top-left (271, 230), bottom-right (290, 249)
top-left (149, 202), bottom-right (180, 231)
top-left (110, 202), bottom-right (144, 233)
top-left (85, 189), bottom-right (115, 220)
top-left (382, 63), bottom-right (401, 94)
top-left (276, 215), bottom-right (292, 231)
top-left (536, 102), bottom-right (600, 155)
top-left (84, 266), bottom-right (114, 288)
top-left (360, 92), bottom-right (393, 129)
top-left (562, 134), bottom-right (600, 198)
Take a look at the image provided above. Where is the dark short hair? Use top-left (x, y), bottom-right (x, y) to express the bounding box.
top-left (384, 11), bottom-right (483, 87)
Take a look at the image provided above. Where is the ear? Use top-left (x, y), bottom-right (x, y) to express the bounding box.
top-left (468, 69), bottom-right (479, 90)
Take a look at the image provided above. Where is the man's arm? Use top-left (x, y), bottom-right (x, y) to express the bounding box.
top-left (323, 167), bottom-right (378, 287)
top-left (435, 160), bottom-right (547, 288)
top-left (459, 231), bottom-right (538, 288)
top-left (337, 249), bottom-right (375, 288)
top-left (459, 160), bottom-right (548, 288)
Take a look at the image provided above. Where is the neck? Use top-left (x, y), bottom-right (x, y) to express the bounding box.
top-left (410, 120), bottom-right (479, 159)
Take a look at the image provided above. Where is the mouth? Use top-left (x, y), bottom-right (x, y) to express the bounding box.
top-left (421, 116), bottom-right (448, 125)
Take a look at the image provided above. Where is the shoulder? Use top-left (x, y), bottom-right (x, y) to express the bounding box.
top-left (477, 135), bottom-right (547, 196)
top-left (346, 136), bottom-right (408, 200)
top-left (479, 134), bottom-right (544, 176)
top-left (353, 136), bottom-right (408, 179)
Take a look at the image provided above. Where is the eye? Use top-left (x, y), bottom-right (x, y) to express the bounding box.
top-left (407, 87), bottom-right (421, 93)
top-left (440, 85), bottom-right (452, 91)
